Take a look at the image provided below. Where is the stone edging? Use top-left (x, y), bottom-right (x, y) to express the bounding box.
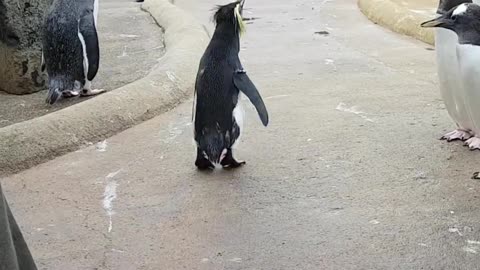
top-left (358, 0), bottom-right (435, 45)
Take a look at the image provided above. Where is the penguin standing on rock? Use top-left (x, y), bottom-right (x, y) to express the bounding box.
top-left (423, 3), bottom-right (480, 150)
top-left (425, 0), bottom-right (473, 142)
top-left (42, 0), bottom-right (104, 105)
top-left (193, 0), bottom-right (269, 170)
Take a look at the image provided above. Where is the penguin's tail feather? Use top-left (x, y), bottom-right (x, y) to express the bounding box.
top-left (199, 130), bottom-right (226, 163)
top-left (46, 78), bottom-right (67, 105)
top-left (46, 88), bottom-right (61, 105)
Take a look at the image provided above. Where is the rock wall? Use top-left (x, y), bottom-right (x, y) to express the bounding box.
top-left (0, 0), bottom-right (51, 95)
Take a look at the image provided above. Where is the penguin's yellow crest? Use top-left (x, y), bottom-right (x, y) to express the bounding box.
top-left (234, 4), bottom-right (246, 36)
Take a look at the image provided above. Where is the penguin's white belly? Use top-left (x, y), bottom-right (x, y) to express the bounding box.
top-left (232, 94), bottom-right (245, 149)
top-left (457, 44), bottom-right (480, 135)
top-left (435, 28), bottom-right (471, 129)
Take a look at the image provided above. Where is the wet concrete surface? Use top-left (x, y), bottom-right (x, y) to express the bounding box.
top-left (0, 0), bottom-right (164, 128)
top-left (2, 0), bottom-right (480, 269)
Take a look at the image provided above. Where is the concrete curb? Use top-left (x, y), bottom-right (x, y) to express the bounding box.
top-left (358, 0), bottom-right (435, 45)
top-left (0, 0), bottom-right (209, 177)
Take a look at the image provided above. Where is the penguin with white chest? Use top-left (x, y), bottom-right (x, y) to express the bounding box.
top-left (42, 0), bottom-right (104, 105)
top-left (423, 3), bottom-right (480, 150)
top-left (425, 0), bottom-right (473, 142)
top-left (193, 0), bottom-right (269, 170)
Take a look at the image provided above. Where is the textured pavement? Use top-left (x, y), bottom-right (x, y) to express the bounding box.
top-left (3, 0), bottom-right (480, 269)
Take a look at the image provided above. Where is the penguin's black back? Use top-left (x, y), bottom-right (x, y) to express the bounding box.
top-left (195, 27), bottom-right (242, 147)
top-left (43, 0), bottom-right (85, 86)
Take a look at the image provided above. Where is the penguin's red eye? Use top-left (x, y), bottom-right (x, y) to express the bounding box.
top-left (451, 15), bottom-right (458, 20)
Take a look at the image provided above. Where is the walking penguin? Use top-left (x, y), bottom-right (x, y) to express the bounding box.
top-left (42, 0), bottom-right (104, 105)
top-left (422, 3), bottom-right (480, 149)
top-left (193, 0), bottom-right (269, 170)
top-left (422, 0), bottom-right (473, 142)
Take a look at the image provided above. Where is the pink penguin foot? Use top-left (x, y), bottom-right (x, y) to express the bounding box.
top-left (465, 137), bottom-right (480, 150)
top-left (441, 129), bottom-right (472, 142)
top-left (62, 90), bottom-right (80, 98)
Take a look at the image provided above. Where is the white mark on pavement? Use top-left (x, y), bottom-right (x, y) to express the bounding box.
top-left (336, 102), bottom-right (374, 122)
top-left (161, 118), bottom-right (190, 144)
top-left (201, 258), bottom-right (210, 263)
top-left (103, 170), bottom-right (121, 233)
top-left (463, 240), bottom-right (480, 254)
top-left (369, 219), bottom-right (380, 225)
top-left (418, 243), bottom-right (428, 247)
top-left (111, 249), bottom-right (125, 253)
top-left (463, 247), bottom-right (478, 254)
top-left (120, 34), bottom-right (139, 38)
top-left (324, 58), bottom-right (337, 71)
top-left (96, 140), bottom-right (107, 152)
top-left (229, 257), bottom-right (242, 263)
top-left (129, 45), bottom-right (164, 56)
top-left (166, 71), bottom-right (177, 82)
top-left (265, 94), bottom-right (291, 100)
top-left (119, 46), bottom-right (128, 58)
top-left (448, 227), bottom-right (463, 236)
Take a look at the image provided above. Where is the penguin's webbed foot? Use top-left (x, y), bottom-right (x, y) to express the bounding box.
top-left (222, 159), bottom-right (246, 169)
top-left (465, 137), bottom-right (480, 150)
top-left (195, 148), bottom-right (214, 170)
top-left (221, 149), bottom-right (246, 169)
top-left (441, 129), bottom-right (472, 142)
top-left (195, 158), bottom-right (215, 171)
top-left (81, 88), bottom-right (106, 96)
top-left (235, 69), bottom-right (246, 74)
top-left (62, 90), bottom-right (80, 98)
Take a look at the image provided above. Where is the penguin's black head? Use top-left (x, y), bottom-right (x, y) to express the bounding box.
top-left (213, 0), bottom-right (246, 34)
top-left (437, 0), bottom-right (471, 15)
top-left (422, 3), bottom-right (480, 44)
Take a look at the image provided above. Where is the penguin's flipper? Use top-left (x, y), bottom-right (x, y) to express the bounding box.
top-left (233, 70), bottom-right (269, 126)
top-left (192, 89), bottom-right (197, 122)
top-left (79, 8), bottom-right (100, 81)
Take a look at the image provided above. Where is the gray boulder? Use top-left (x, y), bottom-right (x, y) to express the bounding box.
top-left (0, 0), bottom-right (51, 95)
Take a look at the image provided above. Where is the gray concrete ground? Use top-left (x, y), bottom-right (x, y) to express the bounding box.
top-left (2, 0), bottom-right (480, 269)
top-left (0, 0), bottom-right (164, 128)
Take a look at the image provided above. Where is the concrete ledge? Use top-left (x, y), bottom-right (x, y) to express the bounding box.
top-left (358, 0), bottom-right (435, 45)
top-left (0, 0), bottom-right (209, 177)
